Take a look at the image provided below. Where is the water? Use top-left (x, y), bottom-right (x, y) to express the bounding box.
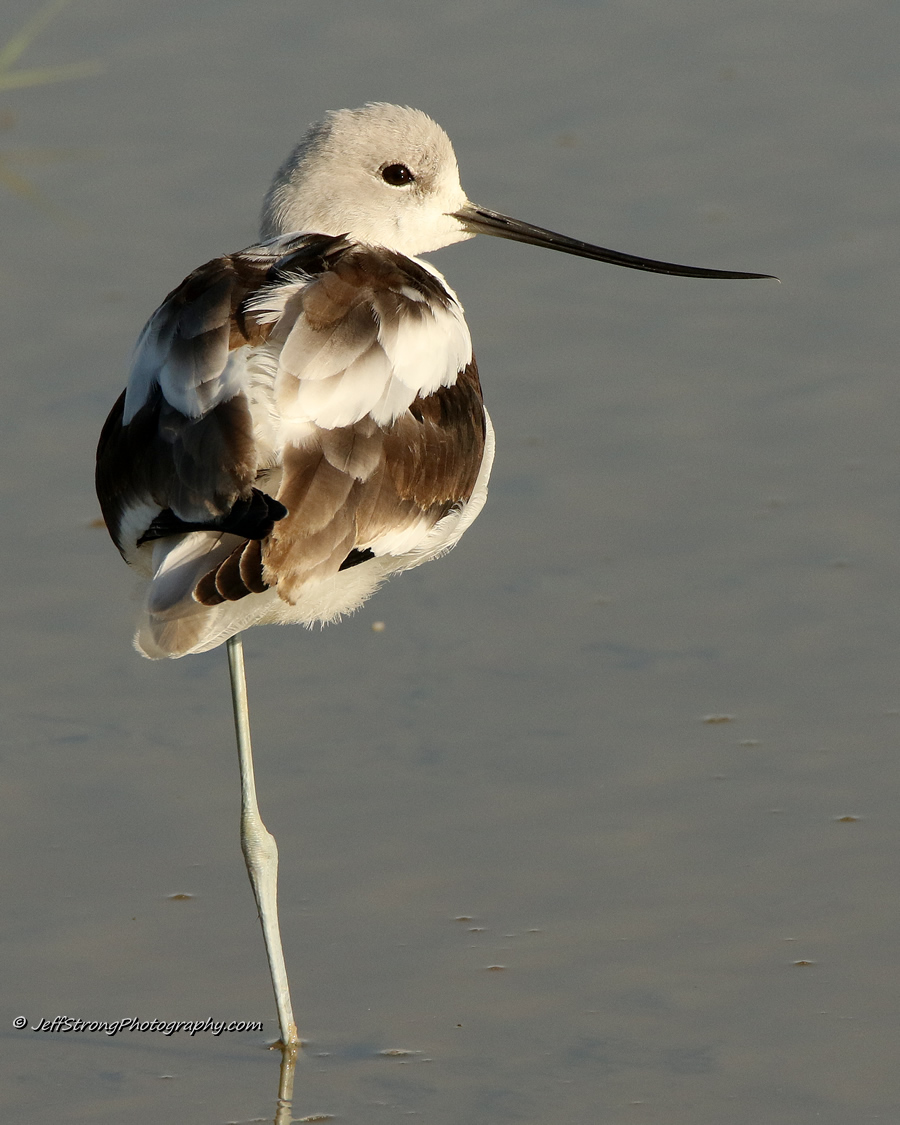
top-left (3, 0), bottom-right (900, 1121)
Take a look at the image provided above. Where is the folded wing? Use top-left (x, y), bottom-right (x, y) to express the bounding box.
top-left (96, 233), bottom-right (489, 657)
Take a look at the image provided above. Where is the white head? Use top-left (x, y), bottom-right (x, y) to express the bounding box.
top-left (260, 103), bottom-right (471, 256)
top-left (261, 103), bottom-right (773, 281)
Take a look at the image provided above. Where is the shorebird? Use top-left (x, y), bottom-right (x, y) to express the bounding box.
top-left (96, 103), bottom-right (772, 1054)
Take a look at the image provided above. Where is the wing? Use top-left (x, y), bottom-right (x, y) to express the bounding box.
top-left (97, 233), bottom-right (488, 656)
top-left (95, 233), bottom-right (348, 565)
top-left (194, 244), bottom-right (484, 607)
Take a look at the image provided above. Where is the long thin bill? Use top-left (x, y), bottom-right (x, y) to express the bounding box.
top-left (454, 203), bottom-right (776, 280)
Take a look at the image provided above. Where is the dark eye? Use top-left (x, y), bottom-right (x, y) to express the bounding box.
top-left (381, 163), bottom-right (415, 186)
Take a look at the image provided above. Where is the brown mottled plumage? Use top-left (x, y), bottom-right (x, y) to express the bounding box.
top-left (96, 228), bottom-right (490, 658)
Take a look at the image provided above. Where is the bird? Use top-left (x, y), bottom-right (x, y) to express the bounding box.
top-left (95, 102), bottom-right (773, 1055)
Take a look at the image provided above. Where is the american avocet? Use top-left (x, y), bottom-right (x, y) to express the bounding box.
top-left (96, 103), bottom-right (772, 1053)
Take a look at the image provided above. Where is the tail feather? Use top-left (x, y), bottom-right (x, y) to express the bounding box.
top-left (138, 532), bottom-right (246, 658)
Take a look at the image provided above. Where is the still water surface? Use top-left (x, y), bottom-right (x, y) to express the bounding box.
top-left (3, 1), bottom-right (900, 1121)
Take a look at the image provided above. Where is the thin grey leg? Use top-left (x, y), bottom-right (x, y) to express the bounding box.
top-left (226, 633), bottom-right (300, 1053)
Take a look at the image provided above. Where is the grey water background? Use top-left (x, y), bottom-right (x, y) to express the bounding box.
top-left (3, 0), bottom-right (899, 1121)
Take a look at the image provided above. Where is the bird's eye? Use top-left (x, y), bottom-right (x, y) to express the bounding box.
top-left (381, 163), bottom-right (415, 186)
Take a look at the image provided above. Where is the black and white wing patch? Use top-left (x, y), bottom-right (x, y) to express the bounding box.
top-left (95, 234), bottom-right (349, 563)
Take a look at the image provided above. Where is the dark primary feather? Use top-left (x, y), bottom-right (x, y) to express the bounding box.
top-left (96, 385), bottom-right (260, 556)
top-left (137, 489), bottom-right (288, 547)
top-left (339, 548), bottom-right (376, 571)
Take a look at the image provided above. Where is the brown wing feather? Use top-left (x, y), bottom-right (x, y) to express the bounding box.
top-left (383, 362), bottom-right (485, 505)
top-left (255, 360), bottom-right (485, 605)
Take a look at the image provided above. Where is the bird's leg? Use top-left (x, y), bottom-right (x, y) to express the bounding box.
top-left (226, 633), bottom-right (300, 1054)
top-left (274, 1043), bottom-right (297, 1125)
